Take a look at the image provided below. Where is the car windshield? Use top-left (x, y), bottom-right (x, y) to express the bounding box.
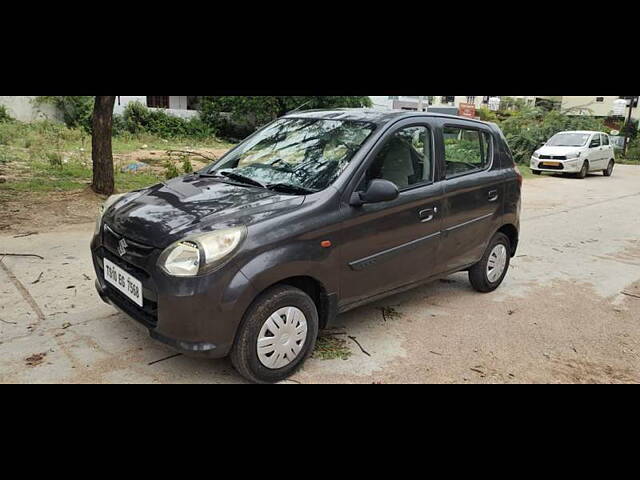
top-left (546, 133), bottom-right (591, 147)
top-left (209, 118), bottom-right (375, 193)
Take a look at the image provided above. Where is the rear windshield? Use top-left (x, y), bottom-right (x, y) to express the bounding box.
top-left (547, 133), bottom-right (591, 147)
top-left (211, 118), bottom-right (375, 192)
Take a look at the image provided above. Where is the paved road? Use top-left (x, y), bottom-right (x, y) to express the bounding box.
top-left (1, 166), bottom-right (639, 383)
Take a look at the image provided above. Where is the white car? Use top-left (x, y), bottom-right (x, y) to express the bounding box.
top-left (530, 131), bottom-right (615, 179)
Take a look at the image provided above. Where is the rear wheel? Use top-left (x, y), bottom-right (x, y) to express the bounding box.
top-left (603, 160), bottom-right (614, 177)
top-left (577, 160), bottom-right (589, 179)
top-left (230, 285), bottom-right (318, 384)
top-left (469, 232), bottom-right (511, 293)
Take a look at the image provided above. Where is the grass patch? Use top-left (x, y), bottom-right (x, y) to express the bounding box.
top-left (617, 157), bottom-right (640, 165)
top-left (518, 165), bottom-right (538, 179)
top-left (313, 335), bottom-right (352, 361)
top-left (0, 119), bottom-right (232, 195)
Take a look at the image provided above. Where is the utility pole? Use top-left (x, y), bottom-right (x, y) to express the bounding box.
top-left (623, 96), bottom-right (638, 157)
top-left (418, 96), bottom-right (424, 112)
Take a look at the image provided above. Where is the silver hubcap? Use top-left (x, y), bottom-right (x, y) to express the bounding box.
top-left (486, 244), bottom-right (508, 283)
top-left (257, 307), bottom-right (308, 369)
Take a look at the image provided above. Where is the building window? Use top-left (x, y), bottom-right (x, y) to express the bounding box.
top-left (147, 96), bottom-right (170, 109)
top-left (441, 96), bottom-right (455, 105)
top-left (596, 97), bottom-right (604, 102)
top-left (466, 96), bottom-right (476, 104)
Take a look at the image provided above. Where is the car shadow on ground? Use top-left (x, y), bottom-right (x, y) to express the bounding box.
top-left (127, 273), bottom-right (474, 384)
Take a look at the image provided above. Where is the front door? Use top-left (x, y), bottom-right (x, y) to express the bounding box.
top-left (437, 121), bottom-right (504, 272)
top-left (338, 122), bottom-right (443, 308)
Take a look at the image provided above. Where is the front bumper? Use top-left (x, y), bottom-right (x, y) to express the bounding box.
top-left (530, 158), bottom-right (582, 173)
top-left (91, 224), bottom-right (257, 359)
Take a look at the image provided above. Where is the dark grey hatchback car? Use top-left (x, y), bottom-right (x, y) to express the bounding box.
top-left (91, 109), bottom-right (521, 383)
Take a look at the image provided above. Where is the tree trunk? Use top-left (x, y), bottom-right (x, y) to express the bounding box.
top-left (91, 96), bottom-right (116, 195)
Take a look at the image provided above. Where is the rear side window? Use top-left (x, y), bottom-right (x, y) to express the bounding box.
top-left (444, 126), bottom-right (492, 178)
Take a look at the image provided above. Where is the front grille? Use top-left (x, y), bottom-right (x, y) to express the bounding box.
top-left (539, 155), bottom-right (567, 160)
top-left (95, 245), bottom-right (160, 328)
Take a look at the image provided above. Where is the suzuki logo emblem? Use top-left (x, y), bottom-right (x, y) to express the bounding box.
top-left (118, 238), bottom-right (128, 257)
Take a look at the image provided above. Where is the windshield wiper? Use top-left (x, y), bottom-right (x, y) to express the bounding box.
top-left (219, 171), bottom-right (266, 188)
top-left (267, 183), bottom-right (316, 195)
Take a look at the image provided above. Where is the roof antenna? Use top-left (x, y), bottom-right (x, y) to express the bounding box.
top-left (288, 99), bottom-right (313, 114)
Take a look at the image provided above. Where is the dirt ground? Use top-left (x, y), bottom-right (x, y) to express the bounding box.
top-left (1, 165), bottom-right (639, 383)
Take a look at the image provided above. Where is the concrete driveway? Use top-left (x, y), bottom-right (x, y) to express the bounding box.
top-left (1, 166), bottom-right (639, 383)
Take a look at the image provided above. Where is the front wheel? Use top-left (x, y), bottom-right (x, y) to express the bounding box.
top-left (603, 160), bottom-right (614, 177)
top-left (577, 161), bottom-right (589, 179)
top-left (469, 232), bottom-right (511, 293)
top-left (230, 285), bottom-right (319, 384)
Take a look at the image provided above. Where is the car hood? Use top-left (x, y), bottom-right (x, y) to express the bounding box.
top-left (103, 176), bottom-right (305, 248)
top-left (538, 146), bottom-right (584, 156)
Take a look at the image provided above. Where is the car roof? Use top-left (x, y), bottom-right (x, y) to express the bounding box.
top-left (555, 130), bottom-right (605, 135)
top-left (283, 108), bottom-right (491, 127)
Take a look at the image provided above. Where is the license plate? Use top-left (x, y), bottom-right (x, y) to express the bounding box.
top-left (103, 258), bottom-right (143, 307)
top-left (542, 161), bottom-right (561, 167)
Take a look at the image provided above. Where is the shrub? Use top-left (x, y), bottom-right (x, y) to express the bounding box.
top-left (499, 107), bottom-right (608, 164)
top-left (0, 105), bottom-right (13, 123)
top-left (121, 102), bottom-right (213, 138)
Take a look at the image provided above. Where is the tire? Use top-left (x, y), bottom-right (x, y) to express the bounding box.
top-left (577, 160), bottom-right (589, 179)
top-left (603, 160), bottom-right (614, 177)
top-left (469, 232), bottom-right (511, 293)
top-left (230, 285), bottom-right (319, 384)
top-left (532, 169), bottom-right (541, 175)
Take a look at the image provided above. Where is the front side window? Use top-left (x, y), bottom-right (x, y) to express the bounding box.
top-left (590, 134), bottom-right (601, 147)
top-left (362, 126), bottom-right (433, 190)
top-left (444, 126), bottom-right (492, 178)
top-left (212, 118), bottom-right (375, 193)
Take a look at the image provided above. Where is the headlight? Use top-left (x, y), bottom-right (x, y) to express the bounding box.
top-left (565, 152), bottom-right (581, 159)
top-left (158, 226), bottom-right (247, 277)
top-left (94, 193), bottom-right (126, 236)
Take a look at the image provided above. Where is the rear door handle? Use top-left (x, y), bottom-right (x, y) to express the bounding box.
top-left (419, 207), bottom-right (437, 222)
top-left (488, 190), bottom-right (499, 202)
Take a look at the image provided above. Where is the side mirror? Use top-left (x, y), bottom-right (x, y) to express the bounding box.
top-left (350, 179), bottom-right (399, 206)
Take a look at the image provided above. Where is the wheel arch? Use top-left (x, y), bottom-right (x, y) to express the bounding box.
top-left (244, 274), bottom-right (334, 331)
top-left (496, 223), bottom-right (519, 257)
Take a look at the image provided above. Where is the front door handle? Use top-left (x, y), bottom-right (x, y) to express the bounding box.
top-left (419, 207), bottom-right (437, 222)
top-left (488, 190), bottom-right (499, 202)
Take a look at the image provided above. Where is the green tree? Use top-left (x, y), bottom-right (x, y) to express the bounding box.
top-left (34, 96), bottom-right (94, 131)
top-left (200, 96), bottom-right (372, 139)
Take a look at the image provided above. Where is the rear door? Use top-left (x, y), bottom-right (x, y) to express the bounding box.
top-left (601, 134), bottom-right (613, 167)
top-left (337, 120), bottom-right (443, 307)
top-left (587, 133), bottom-right (601, 169)
top-left (436, 120), bottom-right (504, 273)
